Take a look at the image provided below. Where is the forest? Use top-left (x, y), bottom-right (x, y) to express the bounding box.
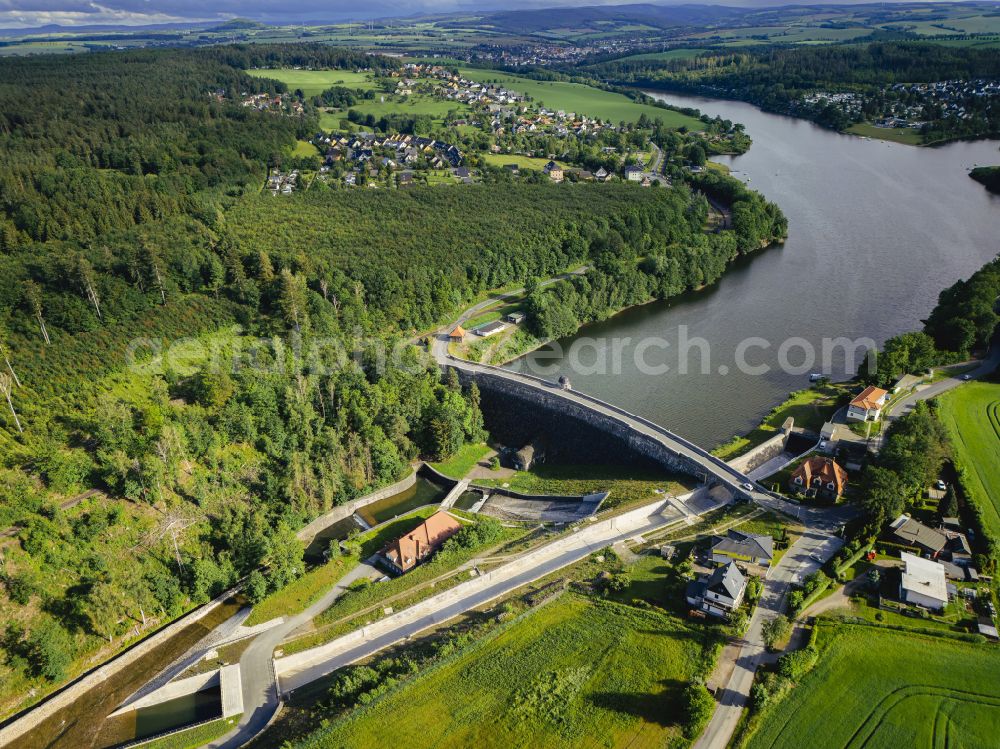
top-left (0, 43), bottom-right (784, 715)
top-left (585, 42), bottom-right (1000, 142)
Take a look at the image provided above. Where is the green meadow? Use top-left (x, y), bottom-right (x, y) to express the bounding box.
top-left (459, 68), bottom-right (703, 128)
top-left (246, 68), bottom-right (376, 96)
top-left (937, 381), bottom-right (1000, 542)
top-left (291, 595), bottom-right (715, 749)
top-left (746, 623), bottom-right (1000, 749)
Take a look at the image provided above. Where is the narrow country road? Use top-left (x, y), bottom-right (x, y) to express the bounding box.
top-left (875, 346), bottom-right (998, 451)
top-left (204, 562), bottom-right (381, 749)
top-left (693, 529), bottom-right (844, 749)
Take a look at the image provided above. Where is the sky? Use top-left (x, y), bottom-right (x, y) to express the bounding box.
top-left (0, 0), bottom-right (970, 30)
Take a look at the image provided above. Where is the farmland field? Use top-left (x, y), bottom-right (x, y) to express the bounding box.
top-left (246, 68), bottom-right (376, 96)
top-left (745, 623), bottom-right (1000, 749)
top-left (289, 595), bottom-right (715, 749)
top-left (937, 381), bottom-right (1000, 542)
top-left (459, 67), bottom-right (703, 128)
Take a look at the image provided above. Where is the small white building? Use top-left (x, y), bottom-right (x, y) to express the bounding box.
top-left (899, 552), bottom-right (948, 611)
top-left (474, 321), bottom-right (507, 338)
top-left (846, 385), bottom-right (889, 422)
top-left (625, 165), bottom-right (643, 182)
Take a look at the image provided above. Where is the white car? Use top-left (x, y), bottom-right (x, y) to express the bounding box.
top-left (936, 480), bottom-right (947, 491)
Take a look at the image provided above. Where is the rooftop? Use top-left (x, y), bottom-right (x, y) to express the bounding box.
top-left (900, 551), bottom-right (949, 606)
top-left (850, 385), bottom-right (888, 411)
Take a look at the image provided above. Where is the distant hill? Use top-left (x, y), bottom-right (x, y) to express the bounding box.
top-left (440, 3), bottom-right (753, 34)
top-left (210, 18), bottom-right (271, 32)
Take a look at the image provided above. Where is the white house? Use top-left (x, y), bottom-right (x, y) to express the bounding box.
top-left (846, 385), bottom-right (889, 422)
top-left (686, 562), bottom-right (746, 618)
top-left (624, 165), bottom-right (643, 182)
top-left (899, 552), bottom-right (948, 611)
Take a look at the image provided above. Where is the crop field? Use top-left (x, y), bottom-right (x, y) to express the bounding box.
top-left (459, 68), bottom-right (703, 128)
top-left (292, 595), bottom-right (714, 749)
top-left (246, 68), bottom-right (376, 96)
top-left (937, 381), bottom-right (1000, 542)
top-left (745, 623), bottom-right (1000, 749)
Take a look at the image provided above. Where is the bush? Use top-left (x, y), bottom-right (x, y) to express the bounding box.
top-left (776, 646), bottom-right (818, 680)
top-left (682, 683), bottom-right (716, 739)
top-left (762, 615), bottom-right (791, 651)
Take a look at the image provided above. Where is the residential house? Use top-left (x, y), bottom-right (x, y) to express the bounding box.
top-left (543, 160), bottom-right (563, 182)
top-left (710, 529), bottom-right (774, 568)
top-left (624, 165), bottom-right (643, 182)
top-left (595, 167), bottom-right (609, 181)
top-left (686, 562), bottom-right (747, 618)
top-left (847, 385), bottom-right (889, 421)
top-left (899, 552), bottom-right (948, 611)
top-left (789, 456), bottom-right (848, 500)
top-left (379, 511), bottom-right (464, 574)
top-left (888, 514), bottom-right (947, 557)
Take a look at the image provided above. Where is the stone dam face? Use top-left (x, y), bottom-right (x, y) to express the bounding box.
top-left (460, 369), bottom-right (709, 481)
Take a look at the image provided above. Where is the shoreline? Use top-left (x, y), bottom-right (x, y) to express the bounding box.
top-left (632, 83), bottom-right (998, 149)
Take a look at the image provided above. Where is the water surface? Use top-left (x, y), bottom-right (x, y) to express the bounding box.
top-left (510, 93), bottom-right (1000, 448)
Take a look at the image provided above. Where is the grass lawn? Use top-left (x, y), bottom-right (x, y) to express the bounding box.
top-left (745, 622), bottom-right (1000, 749)
top-left (429, 443), bottom-right (492, 479)
top-left (479, 153), bottom-right (569, 171)
top-left (937, 381), bottom-right (1000, 541)
top-left (244, 556), bottom-right (359, 626)
top-left (291, 140), bottom-right (319, 158)
top-left (135, 717), bottom-right (237, 749)
top-left (846, 122), bottom-right (924, 146)
top-left (320, 94), bottom-right (470, 132)
top-left (246, 68), bottom-right (376, 97)
top-left (475, 463), bottom-right (692, 511)
top-left (459, 67), bottom-right (703, 128)
top-left (712, 383), bottom-right (847, 460)
top-left (290, 595), bottom-right (715, 749)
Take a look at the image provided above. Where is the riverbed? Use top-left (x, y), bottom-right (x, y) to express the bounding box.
top-left (509, 92), bottom-right (1000, 449)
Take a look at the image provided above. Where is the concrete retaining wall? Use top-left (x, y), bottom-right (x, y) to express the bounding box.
top-left (296, 469), bottom-right (419, 545)
top-left (727, 431), bottom-right (790, 475)
top-left (0, 587), bottom-right (237, 749)
top-left (460, 370), bottom-right (708, 480)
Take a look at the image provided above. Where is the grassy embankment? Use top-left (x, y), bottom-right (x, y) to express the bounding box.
top-left (244, 555), bottom-right (359, 627)
top-left (743, 622), bottom-right (1000, 749)
top-left (131, 717), bottom-right (236, 749)
top-left (475, 463), bottom-right (693, 512)
top-left (937, 381), bottom-right (1000, 543)
top-left (286, 594), bottom-right (715, 749)
top-left (712, 382), bottom-right (849, 460)
top-left (428, 443), bottom-right (492, 479)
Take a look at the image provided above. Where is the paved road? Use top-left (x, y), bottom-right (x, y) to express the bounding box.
top-left (276, 489), bottom-right (726, 691)
top-left (693, 529), bottom-right (843, 749)
top-left (205, 562), bottom-right (381, 749)
top-left (875, 347), bottom-right (998, 452)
